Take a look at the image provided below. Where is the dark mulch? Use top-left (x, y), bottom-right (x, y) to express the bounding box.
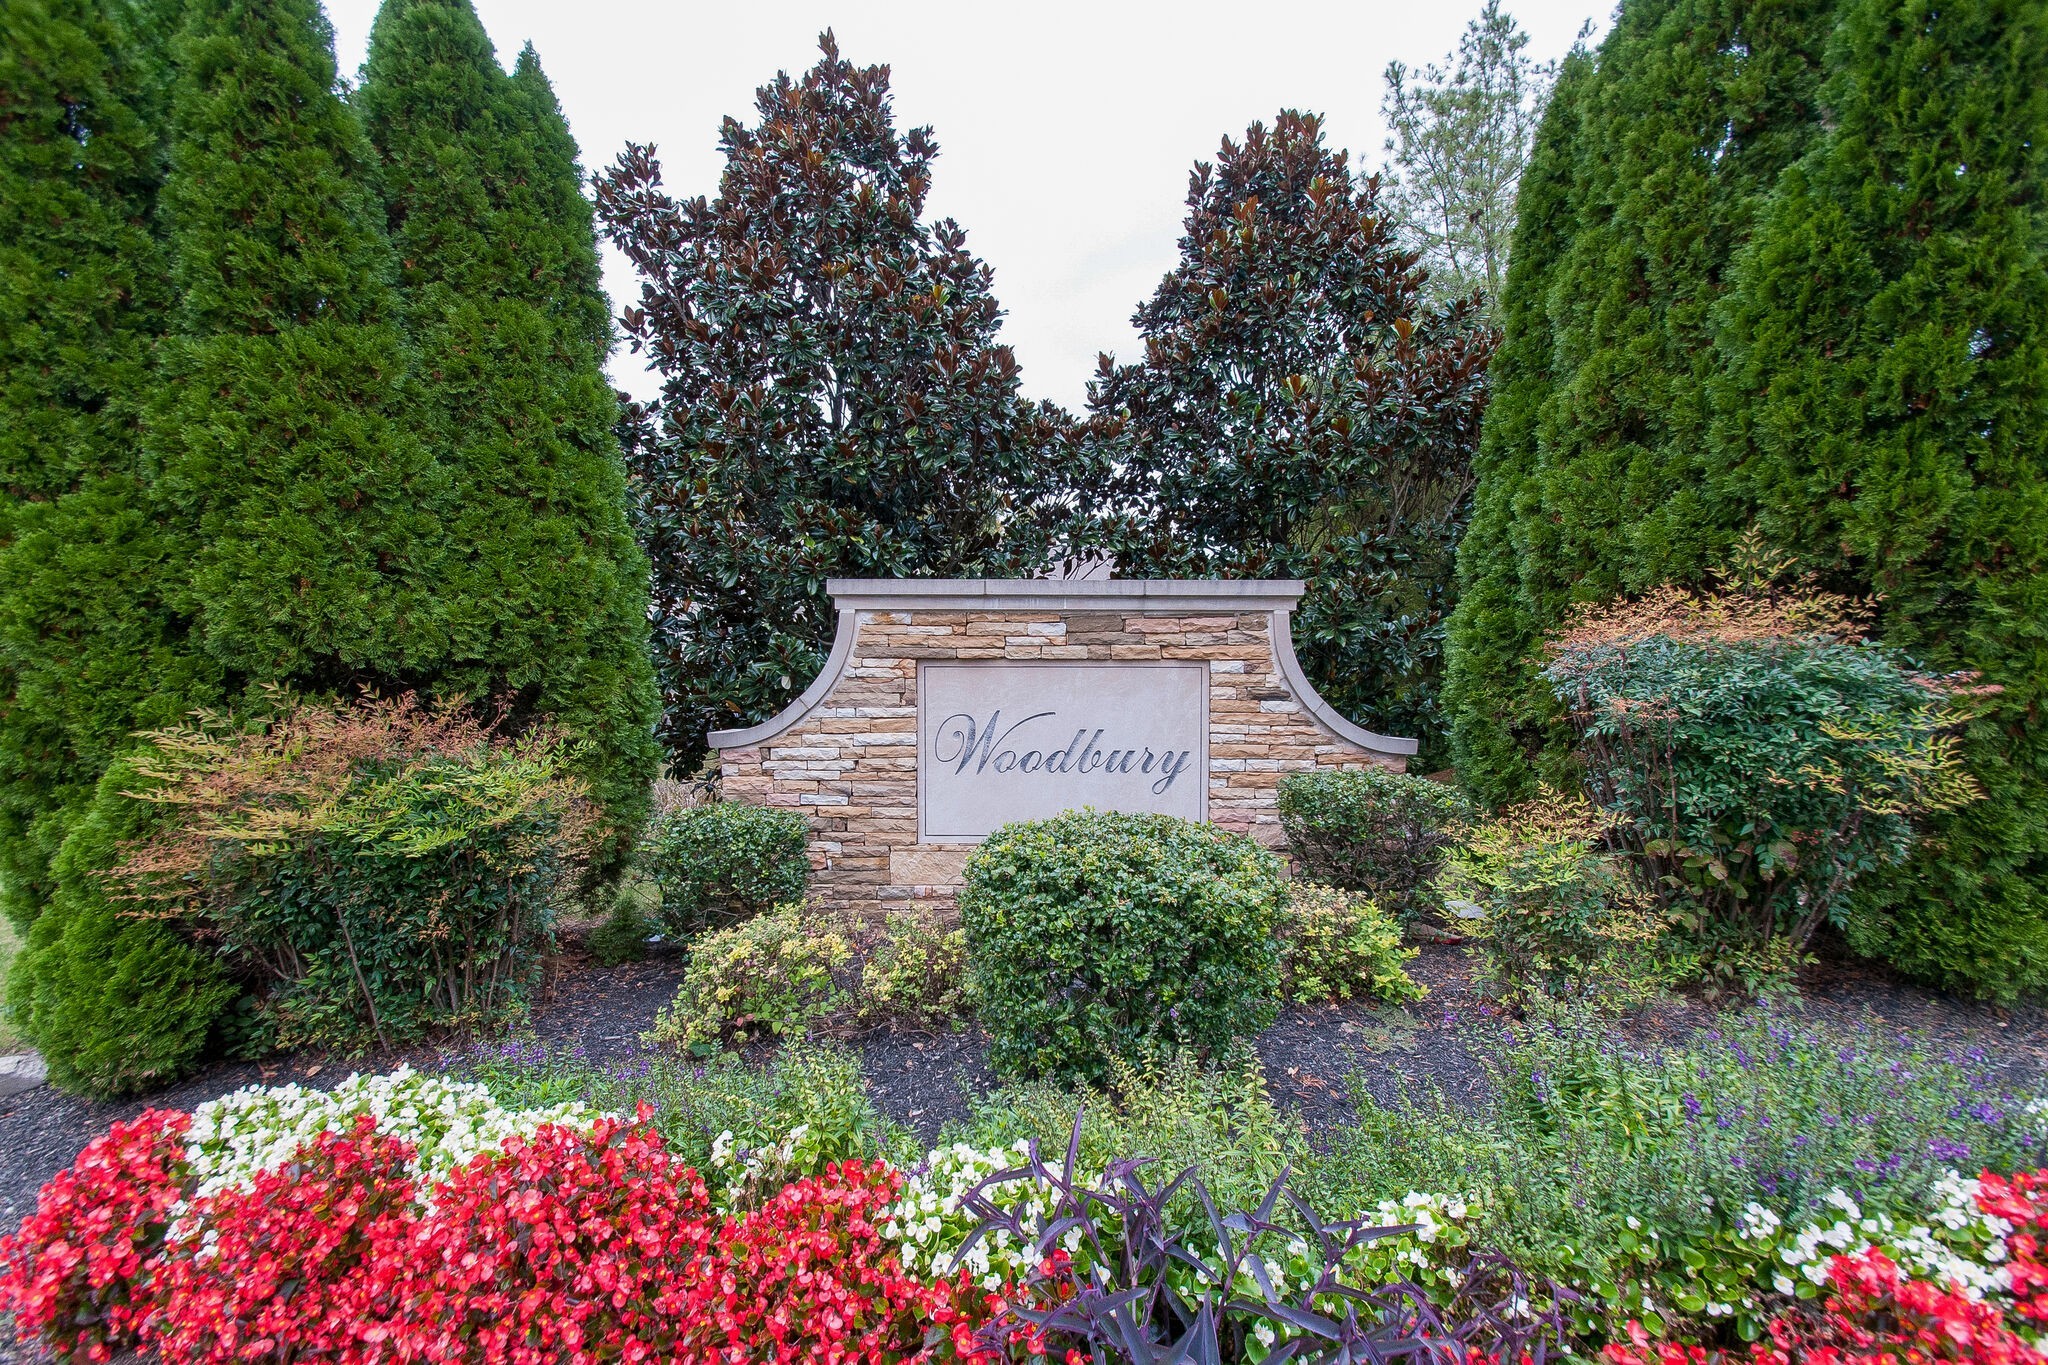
top-left (7, 937), bottom-right (2048, 1259)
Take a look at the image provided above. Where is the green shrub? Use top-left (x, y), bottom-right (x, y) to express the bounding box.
top-left (455, 1039), bottom-right (912, 1193)
top-left (585, 889), bottom-right (651, 966)
top-left (638, 801), bottom-right (810, 934)
top-left (7, 756), bottom-right (237, 1096)
top-left (1275, 769), bottom-right (1473, 921)
top-left (644, 905), bottom-right (850, 1053)
top-left (948, 1050), bottom-right (1300, 1220)
top-left (857, 911), bottom-right (969, 1030)
top-left (1274, 883), bottom-right (1422, 1006)
top-left (107, 691), bottom-right (594, 1053)
top-left (1441, 792), bottom-right (1677, 1009)
top-left (1543, 564), bottom-right (1982, 978)
top-left (960, 809), bottom-right (1283, 1082)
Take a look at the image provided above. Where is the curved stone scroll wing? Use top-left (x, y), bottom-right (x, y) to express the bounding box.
top-left (707, 579), bottom-right (1417, 760)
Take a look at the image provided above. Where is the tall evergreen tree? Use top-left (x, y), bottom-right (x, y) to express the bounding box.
top-left (1379, 1), bottom-right (1559, 315)
top-left (12, 0), bottom-right (443, 1093)
top-left (0, 0), bottom-right (213, 929)
top-left (1441, 46), bottom-right (1594, 799)
top-left (595, 34), bottom-right (1063, 770)
top-left (1710, 0), bottom-right (2048, 996)
top-left (1443, 0), bottom-right (1840, 803)
top-left (0, 0), bottom-right (167, 504)
top-left (355, 0), bottom-right (659, 841)
top-left (1078, 112), bottom-right (1495, 760)
top-left (150, 0), bottom-right (446, 683)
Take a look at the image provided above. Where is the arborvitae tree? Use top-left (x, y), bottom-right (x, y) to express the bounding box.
top-left (8, 756), bottom-right (236, 1095)
top-left (595, 33), bottom-right (1063, 770)
top-left (12, 0), bottom-right (441, 1093)
top-left (149, 0), bottom-right (446, 682)
top-left (0, 0), bottom-right (215, 929)
top-left (1441, 47), bottom-right (1594, 801)
top-left (1077, 112), bottom-right (1494, 760)
top-left (356, 0), bottom-right (659, 842)
top-left (0, 0), bottom-right (167, 503)
top-left (1443, 0), bottom-right (1840, 802)
top-left (1710, 0), bottom-right (2048, 996)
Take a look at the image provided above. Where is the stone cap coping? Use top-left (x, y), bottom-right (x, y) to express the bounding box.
top-left (825, 577), bottom-right (1310, 612)
top-left (709, 578), bottom-right (1419, 759)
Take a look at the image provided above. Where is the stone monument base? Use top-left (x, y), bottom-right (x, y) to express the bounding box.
top-left (712, 580), bottom-right (1416, 920)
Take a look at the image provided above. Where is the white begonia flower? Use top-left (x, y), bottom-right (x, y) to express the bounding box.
top-left (183, 1064), bottom-right (602, 1212)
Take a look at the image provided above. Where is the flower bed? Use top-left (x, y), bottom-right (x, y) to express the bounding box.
top-left (5, 1064), bottom-right (2048, 1363)
top-left (0, 1073), bottom-right (1007, 1364)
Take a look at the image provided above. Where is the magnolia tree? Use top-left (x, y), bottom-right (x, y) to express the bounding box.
top-left (1072, 112), bottom-right (1495, 760)
top-left (595, 33), bottom-right (1065, 770)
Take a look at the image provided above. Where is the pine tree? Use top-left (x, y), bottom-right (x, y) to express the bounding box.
top-left (1379, 1), bottom-right (1559, 315)
top-left (1078, 112), bottom-right (1495, 760)
top-left (355, 0), bottom-right (658, 843)
top-left (1442, 47), bottom-right (1595, 803)
top-left (1443, 0), bottom-right (1839, 800)
top-left (0, 0), bottom-right (215, 928)
top-left (12, 0), bottom-right (441, 1093)
top-left (1710, 0), bottom-right (2048, 996)
top-left (595, 34), bottom-right (1063, 770)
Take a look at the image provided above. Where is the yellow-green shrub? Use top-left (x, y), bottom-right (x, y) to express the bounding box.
top-left (1443, 792), bottom-right (1678, 1009)
top-left (858, 911), bottom-right (969, 1029)
top-left (645, 905), bottom-right (850, 1052)
top-left (1275, 883), bottom-right (1422, 1005)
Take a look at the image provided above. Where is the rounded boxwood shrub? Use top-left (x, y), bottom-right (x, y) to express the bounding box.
top-left (1275, 769), bottom-right (1474, 920)
top-left (639, 802), bottom-right (809, 934)
top-left (960, 809), bottom-right (1284, 1082)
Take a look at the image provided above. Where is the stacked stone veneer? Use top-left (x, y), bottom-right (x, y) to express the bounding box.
top-left (713, 581), bottom-right (1415, 919)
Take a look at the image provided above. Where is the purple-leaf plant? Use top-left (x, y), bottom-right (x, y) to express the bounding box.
top-left (959, 1113), bottom-right (1572, 1364)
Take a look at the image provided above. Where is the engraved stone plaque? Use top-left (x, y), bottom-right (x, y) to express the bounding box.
top-left (918, 661), bottom-right (1208, 842)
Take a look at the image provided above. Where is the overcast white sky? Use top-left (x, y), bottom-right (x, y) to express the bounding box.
top-left (324, 0), bottom-right (1610, 412)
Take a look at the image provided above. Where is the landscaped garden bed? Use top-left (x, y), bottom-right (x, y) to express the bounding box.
top-left (8, 562), bottom-right (2043, 1363)
top-left (7, 933), bottom-right (2048, 1363)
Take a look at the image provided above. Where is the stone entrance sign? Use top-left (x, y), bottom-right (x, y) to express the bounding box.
top-left (919, 661), bottom-right (1209, 840)
top-left (712, 579), bottom-right (1416, 917)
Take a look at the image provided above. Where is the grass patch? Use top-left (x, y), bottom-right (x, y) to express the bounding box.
top-left (0, 914), bottom-right (22, 1052)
